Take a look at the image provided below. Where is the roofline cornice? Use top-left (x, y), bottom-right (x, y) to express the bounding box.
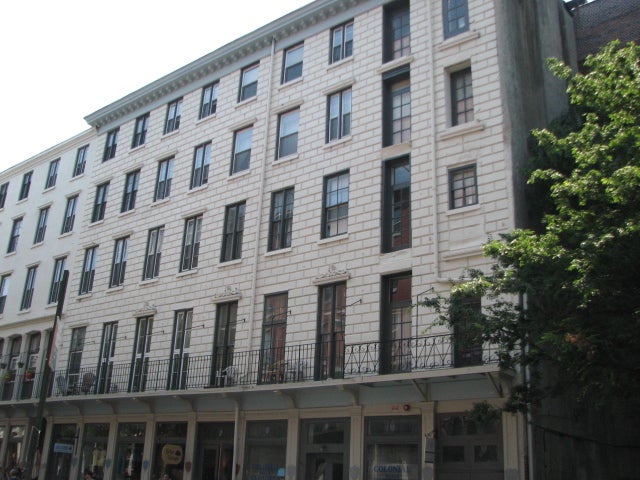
top-left (84, 0), bottom-right (366, 130)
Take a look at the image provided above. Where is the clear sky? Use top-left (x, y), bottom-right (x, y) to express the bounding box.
top-left (0, 0), bottom-right (311, 174)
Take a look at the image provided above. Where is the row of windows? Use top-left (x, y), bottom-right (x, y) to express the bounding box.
top-left (0, 2), bottom-right (471, 209)
top-left (101, 59), bottom-right (474, 188)
top-left (99, 0), bottom-right (471, 163)
top-left (0, 159), bottom-right (475, 312)
top-left (58, 269), bottom-right (480, 392)
top-left (6, 194), bottom-right (79, 254)
top-left (0, 145), bottom-right (88, 209)
top-left (89, 62), bottom-right (472, 227)
top-left (0, 254), bottom-right (66, 314)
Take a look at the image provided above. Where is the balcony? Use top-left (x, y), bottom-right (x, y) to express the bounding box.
top-left (0, 333), bottom-right (499, 401)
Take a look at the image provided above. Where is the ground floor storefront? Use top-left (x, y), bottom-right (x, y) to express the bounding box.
top-left (1, 371), bottom-right (525, 480)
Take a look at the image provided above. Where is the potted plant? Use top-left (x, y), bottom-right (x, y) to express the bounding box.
top-left (3, 371), bottom-right (13, 382)
top-left (25, 368), bottom-right (35, 380)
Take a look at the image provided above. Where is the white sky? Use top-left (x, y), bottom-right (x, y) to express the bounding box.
top-left (0, 0), bottom-right (312, 174)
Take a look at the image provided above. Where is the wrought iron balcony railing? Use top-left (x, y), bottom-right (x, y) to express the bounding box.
top-left (0, 333), bottom-right (499, 401)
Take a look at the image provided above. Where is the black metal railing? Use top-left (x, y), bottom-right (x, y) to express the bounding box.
top-left (0, 333), bottom-right (499, 401)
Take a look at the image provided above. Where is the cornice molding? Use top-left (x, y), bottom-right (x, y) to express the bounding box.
top-left (85, 0), bottom-right (366, 130)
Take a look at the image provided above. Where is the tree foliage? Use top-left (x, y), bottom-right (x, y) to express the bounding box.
top-left (426, 42), bottom-right (640, 412)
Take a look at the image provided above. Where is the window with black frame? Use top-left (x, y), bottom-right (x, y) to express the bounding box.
top-left (244, 421), bottom-right (287, 480)
top-left (364, 416), bottom-right (421, 480)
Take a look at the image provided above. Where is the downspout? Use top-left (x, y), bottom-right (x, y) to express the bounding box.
top-left (247, 36), bottom-right (277, 350)
top-left (426, 0), bottom-right (441, 281)
top-left (522, 293), bottom-right (535, 480)
top-left (231, 400), bottom-right (241, 480)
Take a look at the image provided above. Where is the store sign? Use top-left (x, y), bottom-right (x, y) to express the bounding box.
top-left (371, 464), bottom-right (417, 480)
top-left (53, 443), bottom-right (73, 454)
top-left (161, 444), bottom-right (183, 465)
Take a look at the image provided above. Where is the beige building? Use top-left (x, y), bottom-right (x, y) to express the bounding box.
top-left (0, 1), bottom-right (576, 479)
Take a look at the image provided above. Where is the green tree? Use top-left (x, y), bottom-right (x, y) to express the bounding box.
top-left (427, 41), bottom-right (640, 412)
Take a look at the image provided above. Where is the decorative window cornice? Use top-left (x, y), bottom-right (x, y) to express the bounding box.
top-left (133, 302), bottom-right (158, 317)
top-left (313, 265), bottom-right (350, 285)
top-left (212, 286), bottom-right (242, 303)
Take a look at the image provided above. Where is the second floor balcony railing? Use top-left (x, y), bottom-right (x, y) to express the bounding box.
top-left (0, 333), bottom-right (499, 401)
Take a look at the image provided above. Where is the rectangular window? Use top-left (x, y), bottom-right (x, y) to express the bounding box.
top-left (0, 182), bottom-right (9, 208)
top-left (327, 88), bottom-right (352, 142)
top-left (73, 145), bottom-right (88, 177)
top-left (365, 416), bottom-right (420, 479)
top-left (164, 98), bottom-right (183, 134)
top-left (330, 20), bottom-right (354, 63)
top-left (317, 282), bottom-right (346, 380)
top-left (383, 68), bottom-right (411, 146)
top-left (96, 322), bottom-right (118, 394)
top-left (231, 126), bottom-right (252, 174)
top-left (132, 112), bottom-right (150, 148)
top-left (268, 188), bottom-right (294, 251)
top-left (0, 274), bottom-right (10, 314)
top-left (451, 67), bottom-right (474, 126)
top-left (277, 109), bottom-right (299, 159)
top-left (19, 171), bottom-right (32, 200)
top-left (143, 226), bottom-right (164, 280)
top-left (103, 128), bottom-right (119, 162)
top-left (322, 171), bottom-right (349, 238)
top-left (34, 206), bottom-right (49, 244)
top-left (449, 164), bottom-right (477, 209)
top-left (67, 327), bottom-right (86, 390)
top-left (7, 217), bottom-right (22, 253)
top-left (221, 202), bottom-right (246, 262)
top-left (381, 272), bottom-right (412, 373)
top-left (384, 1), bottom-right (410, 62)
top-left (130, 316), bottom-right (153, 392)
top-left (0, 182), bottom-right (8, 208)
top-left (244, 421), bottom-right (288, 479)
top-left (191, 142), bottom-right (211, 188)
top-left (121, 169), bottom-right (140, 212)
top-left (260, 293), bottom-right (288, 384)
top-left (180, 215), bottom-right (202, 271)
top-left (213, 302), bottom-right (238, 386)
top-left (154, 157), bottom-right (174, 201)
top-left (383, 157), bottom-right (411, 252)
top-left (451, 295), bottom-right (483, 367)
top-left (79, 246), bottom-right (98, 295)
top-left (48, 257), bottom-right (66, 304)
top-left (169, 310), bottom-right (192, 390)
top-left (444, 0), bottom-right (469, 38)
top-left (21, 266), bottom-right (37, 310)
top-left (109, 237), bottom-right (129, 287)
top-left (61, 195), bottom-right (78, 234)
top-left (92, 182), bottom-right (109, 223)
top-left (199, 81), bottom-right (219, 119)
top-left (45, 159), bottom-right (60, 189)
top-left (282, 44), bottom-right (303, 83)
top-left (239, 64), bottom-right (259, 101)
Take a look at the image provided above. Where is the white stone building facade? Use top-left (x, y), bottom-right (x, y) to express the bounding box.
top-left (0, 1), bottom-right (576, 479)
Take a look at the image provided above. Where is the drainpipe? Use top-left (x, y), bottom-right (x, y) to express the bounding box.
top-left (231, 401), bottom-right (240, 480)
top-left (247, 36), bottom-right (277, 350)
top-left (522, 293), bottom-right (534, 480)
top-left (426, 0), bottom-right (441, 282)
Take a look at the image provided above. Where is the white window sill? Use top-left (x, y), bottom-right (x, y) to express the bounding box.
top-left (439, 120), bottom-right (484, 141)
top-left (317, 233), bottom-right (349, 245)
top-left (265, 247), bottom-right (292, 257)
top-left (445, 203), bottom-right (481, 216)
top-left (176, 269), bottom-right (199, 278)
top-left (437, 30), bottom-right (480, 52)
top-left (219, 259), bottom-right (242, 268)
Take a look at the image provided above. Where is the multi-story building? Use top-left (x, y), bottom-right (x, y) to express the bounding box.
top-left (0, 1), bottom-right (577, 479)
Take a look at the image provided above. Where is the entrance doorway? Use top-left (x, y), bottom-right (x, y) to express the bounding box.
top-left (195, 422), bottom-right (235, 480)
top-left (305, 452), bottom-right (345, 480)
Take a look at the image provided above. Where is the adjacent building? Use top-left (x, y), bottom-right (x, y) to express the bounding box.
top-left (0, 1), bottom-right (577, 479)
